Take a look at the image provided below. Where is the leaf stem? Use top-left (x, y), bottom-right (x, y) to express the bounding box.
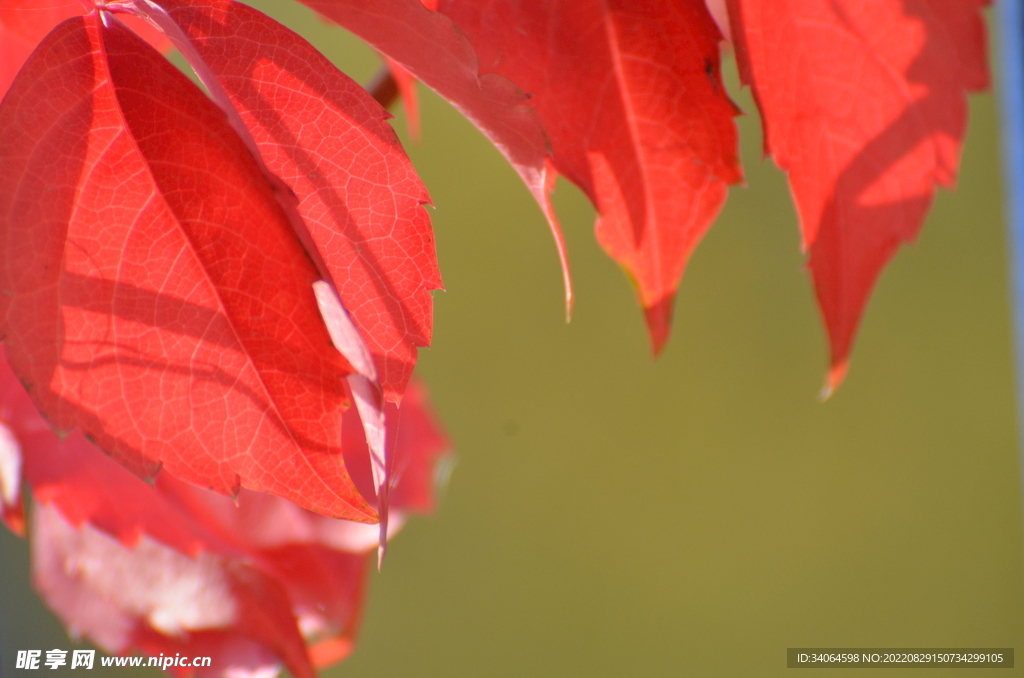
top-left (365, 64), bottom-right (399, 110)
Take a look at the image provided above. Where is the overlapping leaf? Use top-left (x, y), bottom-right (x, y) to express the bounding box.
top-left (727, 0), bottom-right (990, 390)
top-left (158, 0), bottom-right (441, 402)
top-left (0, 0), bottom-right (168, 100)
top-left (1, 0), bottom-right (73, 100)
top-left (311, 0), bottom-right (742, 350)
top-left (298, 0), bottom-right (573, 312)
top-left (431, 0), bottom-right (743, 352)
top-left (0, 355), bottom-right (450, 676)
top-left (34, 502), bottom-right (317, 678)
top-left (0, 15), bottom-right (374, 520)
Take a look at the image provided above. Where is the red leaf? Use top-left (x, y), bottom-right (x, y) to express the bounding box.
top-left (0, 15), bottom-right (375, 521)
top-left (32, 502), bottom-right (317, 678)
top-left (726, 0), bottom-right (990, 391)
top-left (341, 378), bottom-right (450, 514)
top-left (432, 0), bottom-right (742, 353)
top-left (0, 354), bottom-right (450, 675)
top-left (0, 0), bottom-right (169, 101)
top-left (156, 0), bottom-right (441, 402)
top-left (316, 0), bottom-right (741, 350)
top-left (1, 0), bottom-right (87, 102)
top-left (297, 0), bottom-right (574, 316)
top-left (127, 547), bottom-right (369, 672)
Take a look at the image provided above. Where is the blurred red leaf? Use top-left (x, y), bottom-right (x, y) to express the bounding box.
top-left (0, 355), bottom-right (450, 676)
top-left (33, 503), bottom-right (317, 678)
top-left (0, 15), bottom-right (374, 521)
top-left (382, 56), bottom-right (421, 141)
top-left (727, 0), bottom-right (990, 391)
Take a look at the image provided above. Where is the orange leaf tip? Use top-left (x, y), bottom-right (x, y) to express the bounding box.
top-left (820, 358), bottom-right (850, 401)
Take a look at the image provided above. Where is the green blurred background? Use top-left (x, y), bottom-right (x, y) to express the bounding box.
top-left (2, 2), bottom-right (1022, 676)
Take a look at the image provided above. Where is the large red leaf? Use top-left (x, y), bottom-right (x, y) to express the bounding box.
top-left (311, 0), bottom-right (742, 351)
top-left (726, 0), bottom-right (990, 391)
top-left (0, 15), bottom-right (375, 521)
top-left (432, 0), bottom-right (742, 352)
top-left (296, 0), bottom-right (573, 315)
top-left (153, 0), bottom-right (441, 403)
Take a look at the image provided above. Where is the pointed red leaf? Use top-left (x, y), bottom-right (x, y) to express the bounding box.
top-left (430, 0), bottom-right (742, 352)
top-left (341, 378), bottom-right (450, 514)
top-left (0, 15), bottom-right (376, 521)
top-left (726, 0), bottom-right (989, 390)
top-left (155, 0), bottom-right (441, 402)
top-left (312, 0), bottom-right (741, 349)
top-left (297, 0), bottom-right (574, 316)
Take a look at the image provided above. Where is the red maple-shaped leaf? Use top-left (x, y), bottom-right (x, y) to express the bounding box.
top-left (0, 15), bottom-right (375, 521)
top-left (430, 0), bottom-right (743, 352)
top-left (157, 0), bottom-right (441, 402)
top-left (727, 0), bottom-right (990, 390)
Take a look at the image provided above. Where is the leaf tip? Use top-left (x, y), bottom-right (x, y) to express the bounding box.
top-left (643, 296), bottom-right (676, 357)
top-left (534, 161), bottom-right (573, 324)
top-left (309, 637), bottom-right (354, 668)
top-left (820, 358), bottom-right (850, 401)
top-left (1, 502), bottom-right (25, 537)
top-left (376, 497), bottom-right (388, 571)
